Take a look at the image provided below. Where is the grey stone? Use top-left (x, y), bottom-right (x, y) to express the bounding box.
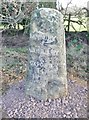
top-left (26, 8), bottom-right (67, 100)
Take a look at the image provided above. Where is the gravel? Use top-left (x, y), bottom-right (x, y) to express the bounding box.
top-left (2, 79), bottom-right (87, 118)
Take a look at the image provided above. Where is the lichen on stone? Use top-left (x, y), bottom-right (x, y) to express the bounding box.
top-left (26, 8), bottom-right (67, 100)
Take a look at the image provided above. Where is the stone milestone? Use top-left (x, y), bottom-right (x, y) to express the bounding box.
top-left (87, 1), bottom-right (89, 31)
top-left (26, 8), bottom-right (67, 100)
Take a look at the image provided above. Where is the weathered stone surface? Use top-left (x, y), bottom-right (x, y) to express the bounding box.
top-left (87, 1), bottom-right (89, 31)
top-left (26, 8), bottom-right (67, 100)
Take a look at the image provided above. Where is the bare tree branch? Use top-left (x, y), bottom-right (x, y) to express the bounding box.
top-left (0, 2), bottom-right (36, 25)
top-left (64, 0), bottom-right (72, 18)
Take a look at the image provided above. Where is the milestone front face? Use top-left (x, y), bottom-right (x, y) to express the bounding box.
top-left (26, 8), bottom-right (67, 100)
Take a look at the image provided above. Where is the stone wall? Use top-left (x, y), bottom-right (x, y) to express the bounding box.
top-left (26, 8), bottom-right (67, 100)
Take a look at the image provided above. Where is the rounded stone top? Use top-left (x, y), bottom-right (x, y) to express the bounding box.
top-left (30, 8), bottom-right (63, 35)
top-left (37, 7), bottom-right (62, 14)
top-left (31, 8), bottom-right (62, 20)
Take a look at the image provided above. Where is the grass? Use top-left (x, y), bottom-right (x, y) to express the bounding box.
top-left (0, 24), bottom-right (23, 30)
top-left (1, 47), bottom-right (27, 94)
top-left (1, 47), bottom-right (28, 94)
top-left (0, 17), bottom-right (87, 32)
top-left (4, 47), bottom-right (28, 54)
top-left (64, 17), bottom-right (87, 31)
